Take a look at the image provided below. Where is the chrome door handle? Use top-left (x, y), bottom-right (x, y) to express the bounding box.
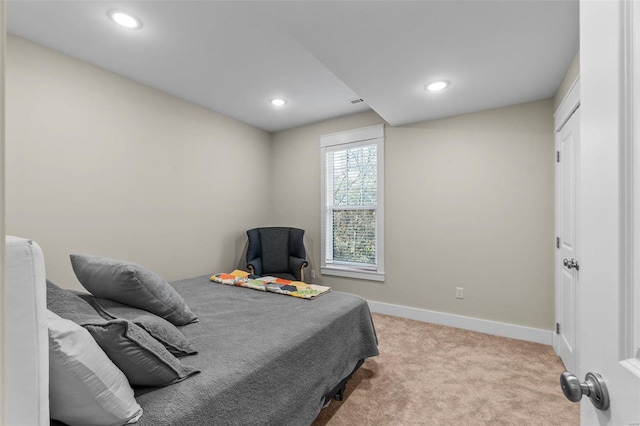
top-left (563, 258), bottom-right (580, 271)
top-left (560, 371), bottom-right (609, 410)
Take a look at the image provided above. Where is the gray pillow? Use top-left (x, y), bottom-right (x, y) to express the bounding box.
top-left (47, 280), bottom-right (200, 387)
top-left (70, 254), bottom-right (197, 326)
top-left (68, 289), bottom-right (97, 305)
top-left (84, 319), bottom-right (200, 387)
top-left (47, 310), bottom-right (143, 426)
top-left (46, 280), bottom-right (102, 324)
top-left (92, 297), bottom-right (197, 357)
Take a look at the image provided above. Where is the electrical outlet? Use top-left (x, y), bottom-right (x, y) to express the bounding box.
top-left (456, 287), bottom-right (464, 299)
top-left (311, 270), bottom-right (316, 280)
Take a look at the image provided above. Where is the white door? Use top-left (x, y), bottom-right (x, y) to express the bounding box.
top-left (555, 108), bottom-right (580, 374)
top-left (565, 1), bottom-right (640, 424)
top-left (0, 3), bottom-right (5, 424)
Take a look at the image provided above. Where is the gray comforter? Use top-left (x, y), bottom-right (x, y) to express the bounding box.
top-left (133, 274), bottom-right (379, 426)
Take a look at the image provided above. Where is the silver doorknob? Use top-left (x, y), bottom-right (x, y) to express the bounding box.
top-left (563, 258), bottom-right (580, 271)
top-left (560, 371), bottom-right (609, 410)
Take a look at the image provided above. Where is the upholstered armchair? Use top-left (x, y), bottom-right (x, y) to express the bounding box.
top-left (246, 227), bottom-right (308, 281)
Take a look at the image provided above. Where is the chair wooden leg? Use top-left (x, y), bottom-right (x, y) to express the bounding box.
top-left (300, 267), bottom-right (305, 282)
top-left (334, 385), bottom-right (345, 401)
top-left (248, 265), bottom-right (255, 275)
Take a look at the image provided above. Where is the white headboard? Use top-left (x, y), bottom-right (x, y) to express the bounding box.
top-left (5, 236), bottom-right (49, 425)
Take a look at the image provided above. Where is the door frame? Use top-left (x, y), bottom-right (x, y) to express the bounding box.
top-left (554, 78), bottom-right (580, 135)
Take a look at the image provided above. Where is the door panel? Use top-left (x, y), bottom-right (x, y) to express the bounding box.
top-left (561, 121), bottom-right (576, 252)
top-left (560, 268), bottom-right (575, 362)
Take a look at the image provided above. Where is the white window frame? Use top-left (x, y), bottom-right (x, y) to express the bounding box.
top-left (320, 124), bottom-right (385, 281)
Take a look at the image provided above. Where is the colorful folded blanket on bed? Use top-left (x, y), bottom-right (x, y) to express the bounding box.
top-left (210, 270), bottom-right (332, 299)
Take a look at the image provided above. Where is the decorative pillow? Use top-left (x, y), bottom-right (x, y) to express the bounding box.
top-left (47, 280), bottom-right (199, 386)
top-left (47, 310), bottom-right (143, 426)
top-left (92, 297), bottom-right (197, 357)
top-left (68, 288), bottom-right (98, 305)
top-left (84, 319), bottom-right (200, 387)
top-left (70, 254), bottom-right (197, 326)
top-left (47, 280), bottom-right (102, 324)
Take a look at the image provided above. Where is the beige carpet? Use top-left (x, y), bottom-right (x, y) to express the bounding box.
top-left (313, 313), bottom-right (579, 426)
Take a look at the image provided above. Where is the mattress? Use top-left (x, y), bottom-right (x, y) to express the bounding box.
top-left (133, 274), bottom-right (379, 426)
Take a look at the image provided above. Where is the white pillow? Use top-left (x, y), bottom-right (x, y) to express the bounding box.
top-left (48, 310), bottom-right (143, 426)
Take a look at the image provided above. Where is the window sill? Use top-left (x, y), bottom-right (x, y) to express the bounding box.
top-left (320, 266), bottom-right (385, 282)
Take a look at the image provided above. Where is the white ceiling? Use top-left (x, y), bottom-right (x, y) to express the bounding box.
top-left (7, 1), bottom-right (579, 133)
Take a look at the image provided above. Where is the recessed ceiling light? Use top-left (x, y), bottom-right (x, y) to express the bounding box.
top-left (271, 99), bottom-right (286, 106)
top-left (108, 10), bottom-right (143, 29)
top-left (425, 80), bottom-right (450, 92)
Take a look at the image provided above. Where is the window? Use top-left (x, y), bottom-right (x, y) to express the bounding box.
top-left (320, 124), bottom-right (384, 281)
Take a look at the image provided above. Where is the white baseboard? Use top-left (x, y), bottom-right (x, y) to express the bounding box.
top-left (367, 300), bottom-right (553, 346)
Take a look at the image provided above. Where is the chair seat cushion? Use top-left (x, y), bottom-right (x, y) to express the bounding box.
top-left (269, 272), bottom-right (296, 281)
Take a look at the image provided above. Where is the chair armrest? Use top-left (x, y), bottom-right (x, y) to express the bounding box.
top-left (247, 257), bottom-right (263, 277)
top-left (289, 256), bottom-right (309, 281)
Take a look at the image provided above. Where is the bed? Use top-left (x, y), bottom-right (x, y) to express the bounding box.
top-left (5, 236), bottom-right (379, 426)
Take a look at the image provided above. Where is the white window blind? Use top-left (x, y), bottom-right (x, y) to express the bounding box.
top-left (320, 125), bottom-right (384, 281)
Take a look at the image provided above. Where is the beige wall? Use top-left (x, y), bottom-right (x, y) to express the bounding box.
top-left (5, 35), bottom-right (272, 291)
top-left (6, 34), bottom-right (556, 331)
top-left (271, 100), bottom-right (555, 330)
top-left (554, 51), bottom-right (580, 111)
